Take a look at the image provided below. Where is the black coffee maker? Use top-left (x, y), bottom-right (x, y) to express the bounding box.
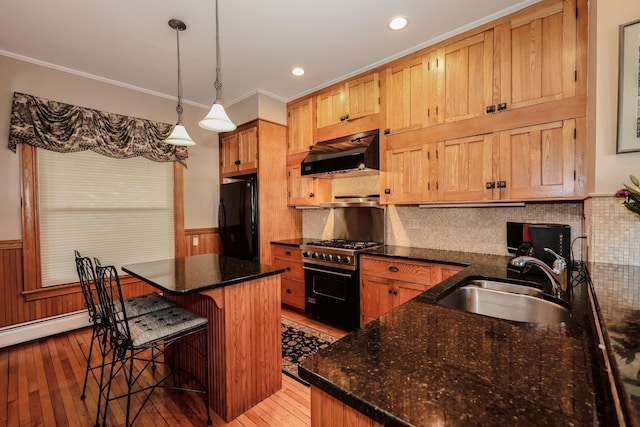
top-left (507, 222), bottom-right (571, 270)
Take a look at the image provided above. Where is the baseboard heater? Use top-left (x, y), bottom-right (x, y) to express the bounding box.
top-left (0, 310), bottom-right (89, 349)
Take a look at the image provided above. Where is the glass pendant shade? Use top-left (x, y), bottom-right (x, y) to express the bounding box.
top-left (199, 102), bottom-right (236, 132)
top-left (165, 123), bottom-right (196, 146)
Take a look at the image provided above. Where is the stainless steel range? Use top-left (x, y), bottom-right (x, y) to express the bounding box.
top-left (300, 239), bottom-right (381, 271)
top-left (301, 202), bottom-right (384, 331)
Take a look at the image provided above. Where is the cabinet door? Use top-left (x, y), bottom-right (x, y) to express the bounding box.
top-left (497, 0), bottom-right (576, 110)
top-left (435, 264), bottom-right (465, 282)
top-left (385, 56), bottom-right (428, 134)
top-left (443, 30), bottom-right (494, 123)
top-left (394, 281), bottom-right (428, 309)
top-left (287, 98), bottom-right (314, 155)
top-left (383, 144), bottom-right (432, 204)
top-left (498, 120), bottom-right (575, 200)
top-left (316, 86), bottom-right (345, 129)
top-left (346, 72), bottom-right (379, 121)
top-left (360, 275), bottom-right (394, 327)
top-left (438, 133), bottom-right (495, 201)
top-left (238, 126), bottom-right (258, 172)
top-left (220, 133), bottom-right (239, 175)
top-left (287, 165), bottom-right (330, 206)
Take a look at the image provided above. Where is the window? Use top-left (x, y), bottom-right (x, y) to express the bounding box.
top-left (37, 149), bottom-right (175, 286)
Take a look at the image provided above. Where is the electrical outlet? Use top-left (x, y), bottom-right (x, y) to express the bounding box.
top-left (192, 237), bottom-right (199, 246)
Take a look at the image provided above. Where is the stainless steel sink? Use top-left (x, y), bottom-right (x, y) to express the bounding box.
top-left (437, 280), bottom-right (570, 324)
top-left (464, 279), bottom-right (544, 297)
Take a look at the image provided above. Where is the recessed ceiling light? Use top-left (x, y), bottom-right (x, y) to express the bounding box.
top-left (388, 16), bottom-right (408, 31)
top-left (291, 67), bottom-right (305, 76)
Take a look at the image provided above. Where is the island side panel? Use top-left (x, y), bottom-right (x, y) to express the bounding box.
top-left (311, 386), bottom-right (383, 427)
top-left (223, 274), bottom-right (282, 419)
top-left (166, 274), bottom-right (282, 421)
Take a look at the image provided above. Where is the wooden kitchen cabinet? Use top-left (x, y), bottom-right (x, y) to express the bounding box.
top-left (287, 164), bottom-right (331, 207)
top-left (220, 120), bottom-right (300, 265)
top-left (497, 120), bottom-right (577, 200)
top-left (382, 143), bottom-right (436, 204)
top-left (437, 133), bottom-right (495, 202)
top-left (346, 72), bottom-right (380, 121)
top-left (360, 255), bottom-right (464, 326)
top-left (443, 29), bottom-right (494, 123)
top-left (437, 119), bottom-right (579, 202)
top-left (287, 97), bottom-right (315, 155)
top-left (316, 86), bottom-right (345, 129)
top-left (271, 244), bottom-right (305, 310)
top-left (495, 0), bottom-right (580, 112)
top-left (385, 56), bottom-right (428, 133)
top-left (219, 125), bottom-right (258, 177)
top-left (316, 72), bottom-right (380, 129)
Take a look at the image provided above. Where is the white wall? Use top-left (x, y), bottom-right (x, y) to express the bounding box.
top-left (591, 0), bottom-right (640, 193)
top-left (0, 54), bottom-right (218, 239)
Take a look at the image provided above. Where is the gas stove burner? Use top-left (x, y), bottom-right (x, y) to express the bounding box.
top-left (307, 239), bottom-right (380, 250)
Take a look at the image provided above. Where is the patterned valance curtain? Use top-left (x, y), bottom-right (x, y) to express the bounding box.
top-left (8, 92), bottom-right (188, 163)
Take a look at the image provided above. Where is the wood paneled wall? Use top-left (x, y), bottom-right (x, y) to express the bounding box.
top-left (0, 228), bottom-right (219, 329)
top-left (0, 240), bottom-right (157, 328)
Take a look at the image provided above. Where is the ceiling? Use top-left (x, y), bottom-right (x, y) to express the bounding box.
top-left (0, 0), bottom-right (538, 109)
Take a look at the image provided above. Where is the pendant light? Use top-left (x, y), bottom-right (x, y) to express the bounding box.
top-left (199, 0), bottom-right (236, 132)
top-left (164, 19), bottom-right (196, 146)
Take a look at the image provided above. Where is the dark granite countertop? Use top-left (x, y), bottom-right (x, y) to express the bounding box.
top-left (270, 238), bottom-right (315, 247)
top-left (589, 262), bottom-right (640, 425)
top-left (122, 253), bottom-right (284, 295)
top-left (299, 245), bottom-right (611, 426)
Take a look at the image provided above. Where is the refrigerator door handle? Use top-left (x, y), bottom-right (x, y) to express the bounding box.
top-left (218, 200), bottom-right (227, 238)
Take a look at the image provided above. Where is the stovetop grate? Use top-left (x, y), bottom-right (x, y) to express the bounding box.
top-left (306, 239), bottom-right (381, 250)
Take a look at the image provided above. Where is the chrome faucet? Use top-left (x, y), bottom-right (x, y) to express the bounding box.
top-left (510, 248), bottom-right (568, 301)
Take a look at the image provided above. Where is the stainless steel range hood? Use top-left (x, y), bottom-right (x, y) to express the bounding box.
top-left (300, 129), bottom-right (379, 178)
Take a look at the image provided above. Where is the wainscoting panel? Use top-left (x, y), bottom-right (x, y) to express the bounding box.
top-left (0, 240), bottom-right (158, 329)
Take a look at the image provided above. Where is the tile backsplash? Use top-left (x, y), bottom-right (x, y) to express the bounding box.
top-left (385, 203), bottom-right (584, 257)
top-left (585, 196), bottom-right (640, 266)
top-left (301, 174), bottom-right (640, 266)
top-left (303, 201), bottom-right (585, 258)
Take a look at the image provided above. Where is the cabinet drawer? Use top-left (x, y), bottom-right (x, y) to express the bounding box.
top-left (272, 257), bottom-right (304, 282)
top-left (272, 245), bottom-right (302, 260)
top-left (360, 255), bottom-right (435, 286)
top-left (281, 278), bottom-right (305, 310)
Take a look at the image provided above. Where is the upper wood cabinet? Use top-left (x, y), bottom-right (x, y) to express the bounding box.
top-left (382, 143), bottom-right (436, 204)
top-left (287, 97), bottom-right (314, 155)
top-left (498, 120), bottom-right (577, 200)
top-left (437, 133), bottom-right (495, 202)
top-left (443, 30), bottom-right (494, 123)
top-left (496, 0), bottom-right (578, 111)
top-left (287, 164), bottom-right (331, 207)
top-left (219, 126), bottom-right (258, 177)
top-left (436, 119), bottom-right (579, 202)
top-left (316, 72), bottom-right (380, 129)
top-left (346, 72), bottom-right (380, 121)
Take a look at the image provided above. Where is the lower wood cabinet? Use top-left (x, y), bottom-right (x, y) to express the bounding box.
top-left (310, 385), bottom-right (382, 427)
top-left (359, 255), bottom-right (464, 326)
top-left (271, 244), bottom-right (305, 310)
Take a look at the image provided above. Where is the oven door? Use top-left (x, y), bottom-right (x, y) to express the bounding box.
top-left (304, 264), bottom-right (359, 331)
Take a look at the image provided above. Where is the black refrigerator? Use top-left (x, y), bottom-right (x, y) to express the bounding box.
top-left (218, 175), bottom-right (258, 262)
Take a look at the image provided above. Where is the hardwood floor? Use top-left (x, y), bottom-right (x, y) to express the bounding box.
top-left (0, 308), bottom-right (348, 427)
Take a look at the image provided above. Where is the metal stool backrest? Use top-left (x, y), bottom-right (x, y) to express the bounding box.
top-left (74, 250), bottom-right (104, 325)
top-left (93, 260), bottom-right (134, 350)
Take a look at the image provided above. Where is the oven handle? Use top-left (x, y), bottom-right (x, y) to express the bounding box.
top-left (303, 266), bottom-right (354, 278)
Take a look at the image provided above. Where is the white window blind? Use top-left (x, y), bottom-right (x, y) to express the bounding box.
top-left (38, 149), bottom-right (175, 287)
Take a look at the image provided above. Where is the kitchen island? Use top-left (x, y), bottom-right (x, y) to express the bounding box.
top-left (299, 246), bottom-right (622, 426)
top-left (122, 253), bottom-right (284, 422)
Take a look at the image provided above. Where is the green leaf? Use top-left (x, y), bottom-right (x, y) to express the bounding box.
top-left (624, 184), bottom-right (640, 196)
top-left (631, 175), bottom-right (640, 187)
